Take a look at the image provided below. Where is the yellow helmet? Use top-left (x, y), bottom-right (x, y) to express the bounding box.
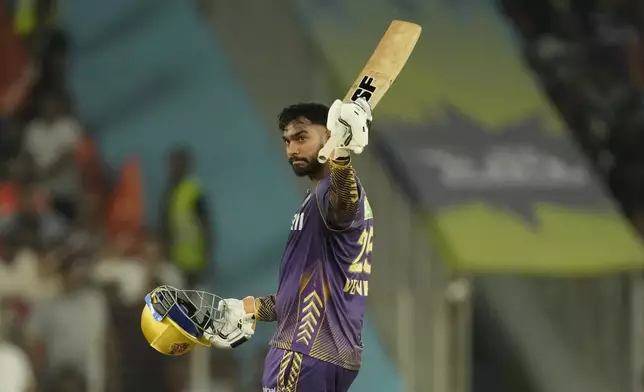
top-left (141, 286), bottom-right (222, 356)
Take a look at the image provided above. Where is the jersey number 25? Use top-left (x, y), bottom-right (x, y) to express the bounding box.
top-left (348, 227), bottom-right (374, 274)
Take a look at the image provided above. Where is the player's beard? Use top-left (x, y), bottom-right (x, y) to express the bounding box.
top-left (289, 146), bottom-right (325, 177)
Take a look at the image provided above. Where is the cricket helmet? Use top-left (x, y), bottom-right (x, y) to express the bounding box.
top-left (140, 285), bottom-right (225, 355)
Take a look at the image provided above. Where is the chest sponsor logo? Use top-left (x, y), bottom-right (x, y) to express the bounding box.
top-left (291, 212), bottom-right (305, 231)
top-left (301, 193), bottom-right (312, 208)
top-left (364, 196), bottom-right (373, 220)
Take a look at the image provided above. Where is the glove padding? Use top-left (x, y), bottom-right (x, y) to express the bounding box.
top-left (204, 298), bottom-right (255, 349)
top-left (318, 97), bottom-right (372, 162)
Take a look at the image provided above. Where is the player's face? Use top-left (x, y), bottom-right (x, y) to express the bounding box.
top-left (282, 118), bottom-right (328, 178)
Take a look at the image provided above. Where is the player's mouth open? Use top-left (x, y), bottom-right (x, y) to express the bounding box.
top-left (292, 160), bottom-right (307, 167)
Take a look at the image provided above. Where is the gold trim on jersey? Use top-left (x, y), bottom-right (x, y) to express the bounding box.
top-left (287, 352), bottom-right (304, 391)
top-left (295, 267), bottom-right (332, 347)
top-left (277, 350), bottom-right (304, 392)
top-left (277, 350), bottom-right (292, 390)
top-left (298, 271), bottom-right (314, 294)
top-left (270, 339), bottom-right (362, 371)
top-left (269, 270), bottom-right (362, 371)
top-left (296, 291), bottom-right (323, 345)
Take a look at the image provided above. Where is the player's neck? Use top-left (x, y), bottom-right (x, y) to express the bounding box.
top-left (308, 164), bottom-right (329, 182)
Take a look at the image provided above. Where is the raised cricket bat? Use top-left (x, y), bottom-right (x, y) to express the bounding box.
top-left (318, 20), bottom-right (422, 163)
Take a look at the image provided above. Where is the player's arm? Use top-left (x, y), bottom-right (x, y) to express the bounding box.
top-left (323, 98), bottom-right (372, 227)
top-left (327, 158), bottom-right (360, 226)
top-left (243, 294), bottom-right (277, 322)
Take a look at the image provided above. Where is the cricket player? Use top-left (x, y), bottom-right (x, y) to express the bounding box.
top-left (238, 97), bottom-right (374, 392)
top-left (140, 97), bottom-right (374, 392)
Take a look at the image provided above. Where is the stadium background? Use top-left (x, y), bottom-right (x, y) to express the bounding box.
top-left (1, 0), bottom-right (644, 391)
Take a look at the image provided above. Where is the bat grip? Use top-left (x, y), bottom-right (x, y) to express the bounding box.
top-left (318, 128), bottom-right (345, 163)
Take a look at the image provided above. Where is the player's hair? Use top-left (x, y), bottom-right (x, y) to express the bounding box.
top-left (278, 102), bottom-right (329, 131)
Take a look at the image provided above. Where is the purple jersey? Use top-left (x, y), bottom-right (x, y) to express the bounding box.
top-left (267, 172), bottom-right (374, 371)
top-left (262, 347), bottom-right (358, 391)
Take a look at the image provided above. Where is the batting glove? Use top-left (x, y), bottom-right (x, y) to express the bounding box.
top-left (204, 298), bottom-right (255, 349)
top-left (318, 97), bottom-right (372, 162)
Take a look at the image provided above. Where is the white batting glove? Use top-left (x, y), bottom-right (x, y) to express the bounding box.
top-left (204, 298), bottom-right (255, 349)
top-left (318, 98), bottom-right (372, 163)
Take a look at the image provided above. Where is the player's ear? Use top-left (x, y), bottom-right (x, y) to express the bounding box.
top-left (325, 128), bottom-right (331, 140)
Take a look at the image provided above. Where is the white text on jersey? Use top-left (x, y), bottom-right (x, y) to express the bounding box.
top-left (291, 212), bottom-right (305, 231)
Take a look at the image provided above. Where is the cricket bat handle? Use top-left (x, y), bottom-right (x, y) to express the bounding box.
top-left (317, 127), bottom-right (345, 163)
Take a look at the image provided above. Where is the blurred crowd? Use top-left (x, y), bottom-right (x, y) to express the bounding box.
top-left (0, 2), bottom-right (267, 392)
top-left (499, 0), bottom-right (644, 227)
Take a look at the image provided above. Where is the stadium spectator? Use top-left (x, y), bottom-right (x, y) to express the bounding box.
top-left (0, 120), bottom-right (24, 176)
top-left (0, 227), bottom-right (59, 306)
top-left (0, 307), bottom-right (36, 392)
top-left (96, 233), bottom-right (187, 392)
top-left (160, 147), bottom-right (213, 288)
top-left (92, 232), bottom-right (184, 307)
top-left (12, 0), bottom-right (60, 58)
top-left (0, 155), bottom-right (46, 216)
top-left (140, 234), bottom-right (185, 289)
top-left (500, 0), bottom-right (644, 220)
top-left (50, 366), bottom-right (87, 392)
top-left (23, 89), bottom-right (82, 222)
top-left (0, 154), bottom-right (69, 245)
top-left (26, 254), bottom-right (112, 392)
top-left (36, 28), bottom-right (68, 94)
top-left (0, 2), bottom-right (32, 116)
top-left (67, 192), bottom-right (105, 255)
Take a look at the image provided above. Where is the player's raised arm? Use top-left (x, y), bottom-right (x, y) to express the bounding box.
top-left (322, 98), bottom-right (372, 227)
top-left (327, 157), bottom-right (360, 226)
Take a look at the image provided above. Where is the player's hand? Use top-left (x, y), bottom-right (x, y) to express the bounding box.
top-left (318, 98), bottom-right (372, 163)
top-left (204, 298), bottom-right (255, 349)
top-left (242, 296), bottom-right (257, 324)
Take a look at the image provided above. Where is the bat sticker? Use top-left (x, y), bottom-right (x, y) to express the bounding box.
top-left (350, 76), bottom-right (377, 102)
